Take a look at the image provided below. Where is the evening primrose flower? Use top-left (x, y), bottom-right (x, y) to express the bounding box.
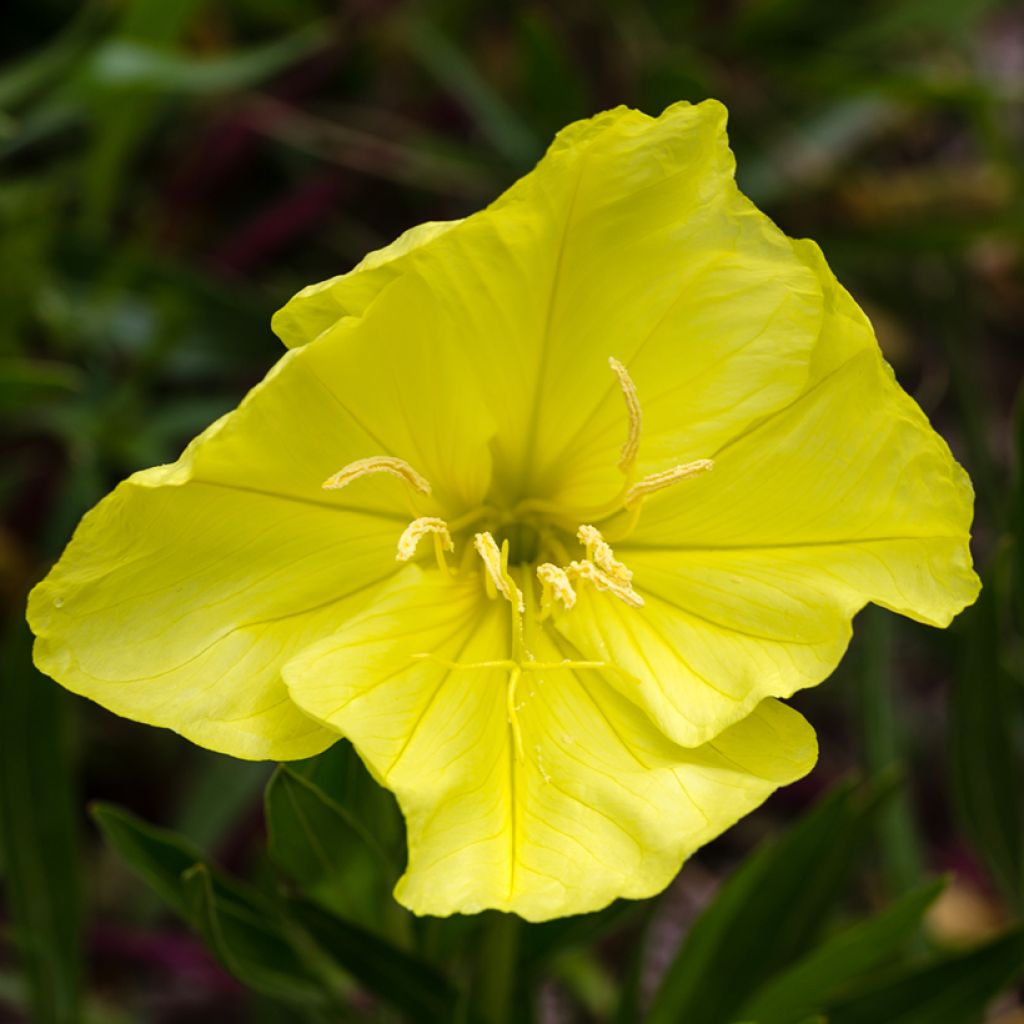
top-left (27, 101), bottom-right (979, 921)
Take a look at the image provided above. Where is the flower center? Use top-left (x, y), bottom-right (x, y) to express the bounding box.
top-left (319, 356), bottom-right (715, 763)
top-left (321, 355), bottom-right (713, 612)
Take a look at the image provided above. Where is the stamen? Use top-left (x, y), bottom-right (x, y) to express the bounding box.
top-left (536, 563), bottom-right (576, 618)
top-left (568, 559), bottom-right (645, 609)
top-left (396, 517), bottom-right (454, 571)
top-left (322, 455), bottom-right (432, 496)
top-left (609, 356), bottom-right (642, 474)
top-left (624, 459), bottom-right (714, 509)
top-left (576, 524), bottom-right (632, 585)
top-left (474, 532), bottom-right (525, 613)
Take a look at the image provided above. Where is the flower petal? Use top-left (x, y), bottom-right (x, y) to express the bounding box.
top-left (271, 102), bottom-right (825, 512)
top-left (28, 268), bottom-right (498, 759)
top-left (283, 569), bottom-right (817, 920)
top-left (555, 243), bottom-right (980, 747)
top-left (272, 219), bottom-right (461, 349)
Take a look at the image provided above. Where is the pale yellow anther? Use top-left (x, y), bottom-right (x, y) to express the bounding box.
top-left (609, 356), bottom-right (642, 474)
top-left (576, 524), bottom-right (633, 585)
top-left (396, 517), bottom-right (454, 562)
top-left (624, 459), bottom-right (714, 509)
top-left (537, 562), bottom-right (576, 616)
top-left (474, 532), bottom-right (524, 613)
top-left (568, 559), bottom-right (645, 609)
top-left (322, 455), bottom-right (432, 496)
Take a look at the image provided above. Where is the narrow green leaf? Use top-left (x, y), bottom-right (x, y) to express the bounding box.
top-left (288, 897), bottom-right (464, 1023)
top-left (181, 865), bottom-right (331, 1008)
top-left (738, 878), bottom-right (947, 1024)
top-left (855, 609), bottom-right (924, 898)
top-left (93, 803), bottom-right (334, 1009)
top-left (646, 780), bottom-right (887, 1024)
top-left (825, 927), bottom-right (1024, 1024)
top-left (288, 740), bottom-right (407, 867)
top-left (0, 5), bottom-right (106, 110)
top-left (265, 764), bottom-right (396, 928)
top-left (0, 623), bottom-right (82, 1024)
top-left (1010, 383), bottom-right (1024, 631)
top-left (950, 581), bottom-right (1024, 908)
top-left (91, 802), bottom-right (207, 920)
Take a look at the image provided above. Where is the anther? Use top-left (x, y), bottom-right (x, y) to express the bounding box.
top-left (474, 532), bottom-right (525, 613)
top-left (568, 559), bottom-right (645, 609)
top-left (396, 517), bottom-right (454, 570)
top-left (624, 459), bottom-right (714, 509)
top-left (322, 455), bottom-right (432, 496)
top-left (576, 524), bottom-right (632, 585)
top-left (537, 562), bottom-right (576, 618)
top-left (609, 356), bottom-right (642, 474)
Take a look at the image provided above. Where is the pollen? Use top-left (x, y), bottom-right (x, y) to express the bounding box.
top-left (568, 559), bottom-right (645, 609)
top-left (624, 458), bottom-right (714, 509)
top-left (474, 531), bottom-right (525, 613)
top-left (576, 524), bottom-right (632, 585)
top-left (537, 562), bottom-right (576, 616)
top-left (609, 356), bottom-right (642, 474)
top-left (322, 455), bottom-right (432, 496)
top-left (396, 517), bottom-right (454, 562)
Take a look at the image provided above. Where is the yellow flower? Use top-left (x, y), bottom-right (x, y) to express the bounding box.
top-left (27, 101), bottom-right (979, 921)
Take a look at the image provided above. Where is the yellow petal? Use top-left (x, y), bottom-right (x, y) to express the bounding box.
top-left (283, 569), bottom-right (816, 920)
top-left (271, 102), bottom-right (824, 513)
top-left (28, 266), bottom-right (498, 759)
top-left (272, 219), bottom-right (461, 349)
top-left (556, 243), bottom-right (979, 748)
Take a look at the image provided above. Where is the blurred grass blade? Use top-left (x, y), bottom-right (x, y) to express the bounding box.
top-left (824, 927), bottom-right (1024, 1024)
top-left (738, 878), bottom-right (947, 1024)
top-left (0, 359), bottom-right (82, 419)
top-left (288, 897), bottom-right (464, 1023)
top-left (950, 579), bottom-right (1024, 909)
top-left (646, 780), bottom-right (887, 1024)
top-left (0, 5), bottom-right (106, 110)
top-left (1011, 385), bottom-right (1024, 630)
top-left (401, 18), bottom-right (540, 166)
top-left (855, 608), bottom-right (923, 897)
top-left (265, 765), bottom-right (398, 930)
top-left (84, 25), bottom-right (329, 95)
top-left (0, 623), bottom-right (82, 1024)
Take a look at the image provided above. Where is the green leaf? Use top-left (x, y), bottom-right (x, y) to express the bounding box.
top-left (181, 864), bottom-right (333, 1008)
top-left (0, 623), bottom-right (82, 1024)
top-left (646, 780), bottom-right (888, 1024)
top-left (288, 740), bottom-right (407, 867)
top-left (94, 802), bottom-right (459, 1017)
top-left (738, 878), bottom-right (947, 1024)
top-left (264, 764), bottom-right (397, 928)
top-left (288, 897), bottom-right (464, 1023)
top-left (92, 803), bottom-right (330, 1009)
top-left (91, 802), bottom-right (207, 920)
top-left (950, 580), bottom-right (1024, 908)
top-left (824, 927), bottom-right (1024, 1024)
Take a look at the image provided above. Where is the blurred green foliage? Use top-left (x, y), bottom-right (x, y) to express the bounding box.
top-left (1, 0), bottom-right (1023, 1021)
